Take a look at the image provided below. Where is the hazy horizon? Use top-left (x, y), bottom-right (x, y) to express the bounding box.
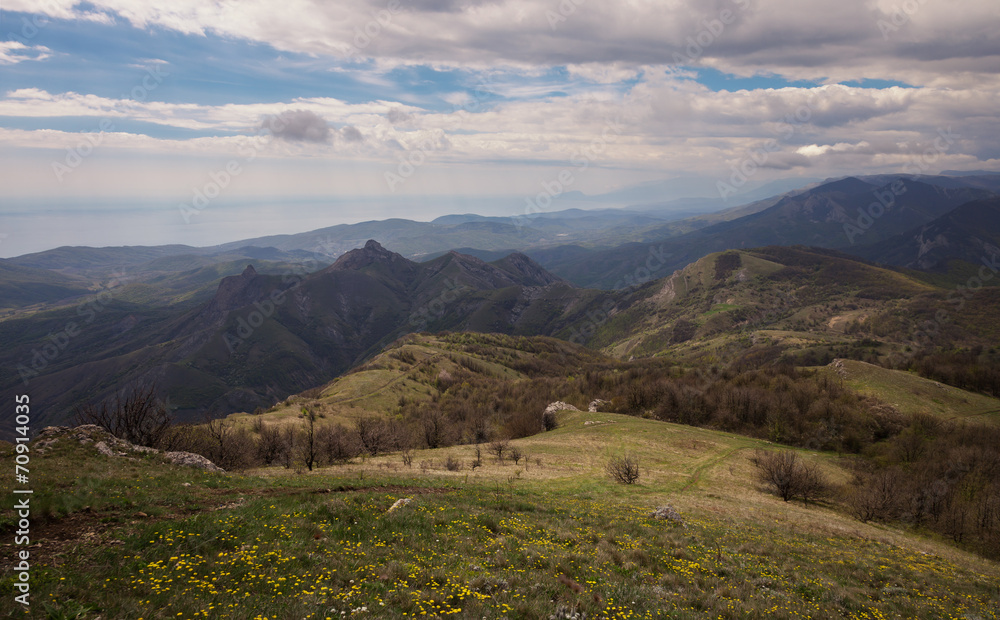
top-left (2, 0), bottom-right (999, 258)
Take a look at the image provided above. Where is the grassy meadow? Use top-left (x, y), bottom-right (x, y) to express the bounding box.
top-left (2, 411), bottom-right (999, 619)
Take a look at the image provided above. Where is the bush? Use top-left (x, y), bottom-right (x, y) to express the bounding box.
top-left (606, 455), bottom-right (640, 485)
top-left (752, 450), bottom-right (827, 504)
top-left (488, 438), bottom-right (510, 463)
top-left (444, 455), bottom-right (461, 471)
top-left (74, 382), bottom-right (171, 449)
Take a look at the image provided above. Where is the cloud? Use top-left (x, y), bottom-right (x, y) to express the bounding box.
top-left (14, 0), bottom-right (999, 89)
top-left (259, 110), bottom-right (331, 143)
top-left (386, 108), bottom-right (413, 125)
top-left (0, 41), bottom-right (52, 65)
top-left (340, 125), bottom-right (364, 142)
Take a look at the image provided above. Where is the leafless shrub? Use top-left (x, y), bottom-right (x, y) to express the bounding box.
top-left (488, 437), bottom-right (510, 463)
top-left (508, 445), bottom-right (523, 466)
top-left (848, 469), bottom-right (902, 522)
top-left (606, 455), bottom-right (640, 485)
top-left (256, 422), bottom-right (284, 465)
top-left (74, 382), bottom-right (171, 448)
top-left (401, 449), bottom-right (413, 468)
top-left (318, 423), bottom-right (359, 464)
top-left (356, 416), bottom-right (397, 456)
top-left (752, 450), bottom-right (828, 504)
top-left (204, 417), bottom-right (256, 470)
top-left (445, 455), bottom-right (461, 471)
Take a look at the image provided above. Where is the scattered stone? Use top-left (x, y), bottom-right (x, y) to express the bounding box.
top-left (650, 504), bottom-right (685, 526)
top-left (134, 512), bottom-right (148, 518)
top-left (387, 498), bottom-right (413, 513)
top-left (181, 482), bottom-right (193, 487)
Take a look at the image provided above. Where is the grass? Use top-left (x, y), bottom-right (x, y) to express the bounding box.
top-left (2, 412), bottom-right (999, 619)
top-left (815, 359), bottom-right (1000, 424)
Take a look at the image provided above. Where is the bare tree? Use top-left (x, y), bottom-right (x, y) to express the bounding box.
top-left (318, 424), bottom-right (359, 464)
top-left (356, 416), bottom-right (396, 456)
top-left (508, 445), bottom-right (523, 466)
top-left (488, 437), bottom-right (510, 464)
top-left (606, 455), bottom-right (640, 485)
top-left (255, 421), bottom-right (283, 465)
top-left (301, 407), bottom-right (319, 471)
top-left (752, 450), bottom-right (829, 504)
top-left (75, 382), bottom-right (172, 448)
top-left (753, 450), bottom-right (798, 502)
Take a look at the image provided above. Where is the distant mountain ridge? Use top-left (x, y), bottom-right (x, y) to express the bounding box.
top-left (0, 242), bottom-right (604, 431)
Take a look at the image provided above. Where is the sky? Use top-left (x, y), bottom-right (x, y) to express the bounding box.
top-left (1, 0), bottom-right (999, 256)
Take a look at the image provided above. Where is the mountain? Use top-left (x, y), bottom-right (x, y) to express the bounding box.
top-left (574, 245), bottom-right (999, 369)
top-left (531, 177), bottom-right (997, 288)
top-left (0, 259), bottom-right (91, 310)
top-left (0, 242), bottom-right (607, 432)
top-left (855, 197), bottom-right (1000, 272)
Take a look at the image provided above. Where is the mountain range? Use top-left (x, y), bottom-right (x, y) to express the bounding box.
top-left (2, 172), bottom-right (1000, 435)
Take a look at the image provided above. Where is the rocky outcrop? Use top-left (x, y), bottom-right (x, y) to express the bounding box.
top-left (32, 425), bottom-right (223, 472)
top-left (588, 399), bottom-right (608, 412)
top-left (544, 401), bottom-right (579, 414)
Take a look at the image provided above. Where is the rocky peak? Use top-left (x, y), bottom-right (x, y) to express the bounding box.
top-left (330, 239), bottom-right (413, 274)
top-left (493, 252), bottom-right (565, 286)
top-left (210, 264), bottom-right (263, 312)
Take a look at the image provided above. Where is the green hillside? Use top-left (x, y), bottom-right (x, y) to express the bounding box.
top-left (816, 359), bottom-right (1000, 424)
top-left (3, 412), bottom-right (998, 619)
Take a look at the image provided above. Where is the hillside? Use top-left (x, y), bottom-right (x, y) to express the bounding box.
top-left (531, 177), bottom-right (997, 288)
top-left (0, 244), bottom-right (611, 432)
top-left (585, 246), bottom-right (939, 361)
top-left (0, 259), bottom-right (91, 312)
top-left (856, 197), bottom-right (1000, 273)
top-left (3, 410), bottom-right (998, 619)
top-left (815, 359), bottom-right (1000, 424)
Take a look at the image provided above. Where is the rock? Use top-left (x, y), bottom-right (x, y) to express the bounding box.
top-left (588, 399), bottom-right (608, 412)
top-left (387, 498), bottom-right (413, 513)
top-left (650, 504), bottom-right (685, 526)
top-left (181, 482), bottom-right (193, 487)
top-left (544, 401), bottom-right (579, 414)
top-left (31, 425), bottom-right (224, 472)
top-left (163, 451), bottom-right (225, 473)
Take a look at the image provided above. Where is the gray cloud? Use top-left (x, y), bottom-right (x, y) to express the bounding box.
top-left (259, 109), bottom-right (331, 143)
top-left (387, 108), bottom-right (413, 125)
top-left (340, 125), bottom-right (364, 142)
